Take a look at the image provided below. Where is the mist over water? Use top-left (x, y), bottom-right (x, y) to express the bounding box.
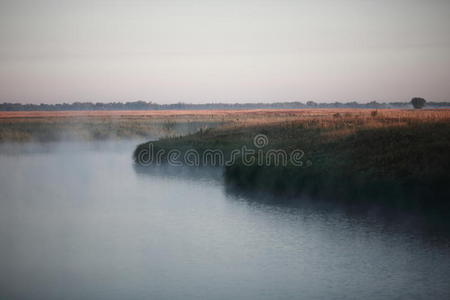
top-left (0, 141), bottom-right (449, 299)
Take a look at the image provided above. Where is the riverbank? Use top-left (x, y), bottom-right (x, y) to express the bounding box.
top-left (134, 109), bottom-right (450, 206)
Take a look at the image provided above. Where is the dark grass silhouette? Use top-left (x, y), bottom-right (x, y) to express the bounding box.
top-left (134, 110), bottom-right (450, 208)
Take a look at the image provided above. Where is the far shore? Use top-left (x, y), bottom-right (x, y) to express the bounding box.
top-left (1, 108), bottom-right (450, 119)
top-left (1, 108), bottom-right (450, 143)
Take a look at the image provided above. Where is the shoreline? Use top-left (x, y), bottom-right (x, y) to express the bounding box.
top-left (134, 110), bottom-right (450, 205)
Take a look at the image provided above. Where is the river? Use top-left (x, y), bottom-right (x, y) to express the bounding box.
top-left (0, 141), bottom-right (449, 299)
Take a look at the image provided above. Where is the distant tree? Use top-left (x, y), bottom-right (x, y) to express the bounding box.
top-left (410, 97), bottom-right (426, 109)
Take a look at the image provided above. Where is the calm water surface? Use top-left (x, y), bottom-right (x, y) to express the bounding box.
top-left (0, 141), bottom-right (449, 299)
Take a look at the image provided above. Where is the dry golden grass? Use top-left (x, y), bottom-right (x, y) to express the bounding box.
top-left (1, 109), bottom-right (449, 142)
top-left (1, 108), bottom-right (449, 123)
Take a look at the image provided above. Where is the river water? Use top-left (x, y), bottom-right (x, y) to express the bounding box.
top-left (0, 141), bottom-right (449, 299)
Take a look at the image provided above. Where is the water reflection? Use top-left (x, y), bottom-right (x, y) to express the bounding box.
top-left (133, 164), bottom-right (224, 185)
top-left (135, 164), bottom-right (450, 243)
top-left (135, 164), bottom-right (450, 299)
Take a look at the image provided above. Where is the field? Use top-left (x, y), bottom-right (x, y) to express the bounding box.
top-left (0, 110), bottom-right (231, 142)
top-left (1, 109), bottom-right (449, 142)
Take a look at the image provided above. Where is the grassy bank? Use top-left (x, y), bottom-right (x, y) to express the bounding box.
top-left (134, 109), bottom-right (450, 205)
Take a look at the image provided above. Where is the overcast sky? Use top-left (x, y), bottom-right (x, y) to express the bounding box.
top-left (1, 0), bottom-right (449, 103)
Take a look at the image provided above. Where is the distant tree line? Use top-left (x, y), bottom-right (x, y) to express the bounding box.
top-left (0, 100), bottom-right (449, 111)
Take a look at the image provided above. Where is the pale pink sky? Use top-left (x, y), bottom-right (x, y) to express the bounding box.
top-left (1, 0), bottom-right (450, 103)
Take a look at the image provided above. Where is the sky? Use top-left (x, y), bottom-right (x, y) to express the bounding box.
top-left (0, 0), bottom-right (449, 104)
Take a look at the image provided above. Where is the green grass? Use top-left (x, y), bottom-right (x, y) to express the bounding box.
top-left (134, 117), bottom-right (450, 206)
